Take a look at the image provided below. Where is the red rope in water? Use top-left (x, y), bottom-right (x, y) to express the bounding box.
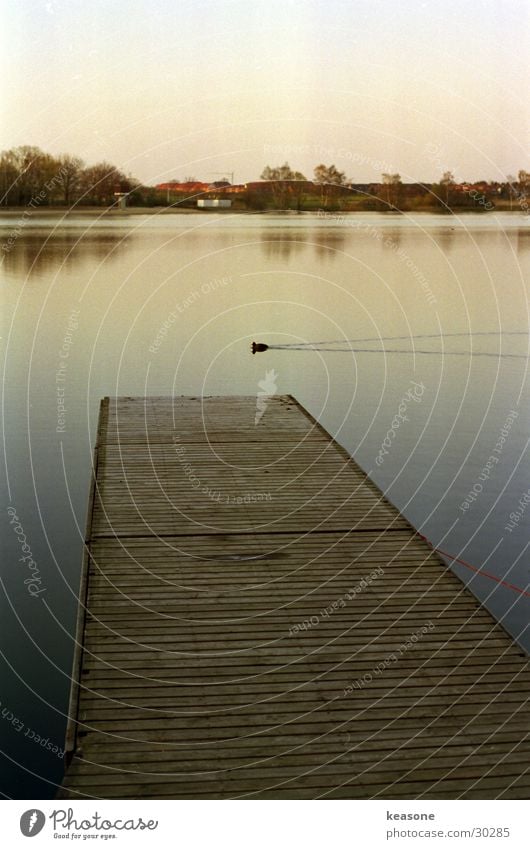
top-left (416, 533), bottom-right (530, 598)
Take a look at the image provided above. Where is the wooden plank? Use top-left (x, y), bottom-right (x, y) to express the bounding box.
top-left (63, 397), bottom-right (109, 760)
top-left (59, 395), bottom-right (530, 800)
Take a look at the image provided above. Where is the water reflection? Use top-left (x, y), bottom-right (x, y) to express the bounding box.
top-left (516, 228), bottom-right (530, 251)
top-left (380, 229), bottom-right (403, 250)
top-left (260, 229), bottom-right (346, 261)
top-left (431, 227), bottom-right (457, 252)
top-left (1, 232), bottom-right (129, 278)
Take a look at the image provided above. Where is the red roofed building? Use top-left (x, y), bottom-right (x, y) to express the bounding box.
top-left (156, 181), bottom-right (210, 193)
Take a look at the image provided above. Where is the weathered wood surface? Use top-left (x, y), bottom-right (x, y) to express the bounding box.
top-left (60, 396), bottom-right (530, 799)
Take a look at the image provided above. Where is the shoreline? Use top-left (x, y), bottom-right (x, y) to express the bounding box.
top-left (0, 206), bottom-right (524, 218)
top-left (0, 206), bottom-right (202, 216)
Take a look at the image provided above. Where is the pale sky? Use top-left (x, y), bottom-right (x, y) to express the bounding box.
top-left (1, 0), bottom-right (528, 184)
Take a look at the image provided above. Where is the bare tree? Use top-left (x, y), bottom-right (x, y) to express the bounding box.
top-left (5, 146), bottom-right (56, 204)
top-left (55, 154), bottom-right (85, 206)
top-left (381, 173), bottom-right (402, 209)
top-left (313, 163), bottom-right (347, 207)
top-left (260, 162), bottom-right (306, 208)
top-left (261, 162), bottom-right (305, 181)
top-left (80, 162), bottom-right (125, 205)
top-left (0, 149), bottom-right (20, 205)
top-left (440, 170), bottom-right (455, 205)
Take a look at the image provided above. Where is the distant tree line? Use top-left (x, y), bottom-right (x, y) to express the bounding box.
top-left (0, 146), bottom-right (144, 207)
top-left (256, 162), bottom-right (349, 210)
top-left (1, 147), bottom-right (527, 212)
top-left (253, 162), bottom-right (529, 212)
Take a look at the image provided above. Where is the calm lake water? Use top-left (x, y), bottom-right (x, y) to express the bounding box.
top-left (1, 211), bottom-right (529, 798)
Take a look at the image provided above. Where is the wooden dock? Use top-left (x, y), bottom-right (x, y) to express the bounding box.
top-left (60, 395), bottom-right (530, 799)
